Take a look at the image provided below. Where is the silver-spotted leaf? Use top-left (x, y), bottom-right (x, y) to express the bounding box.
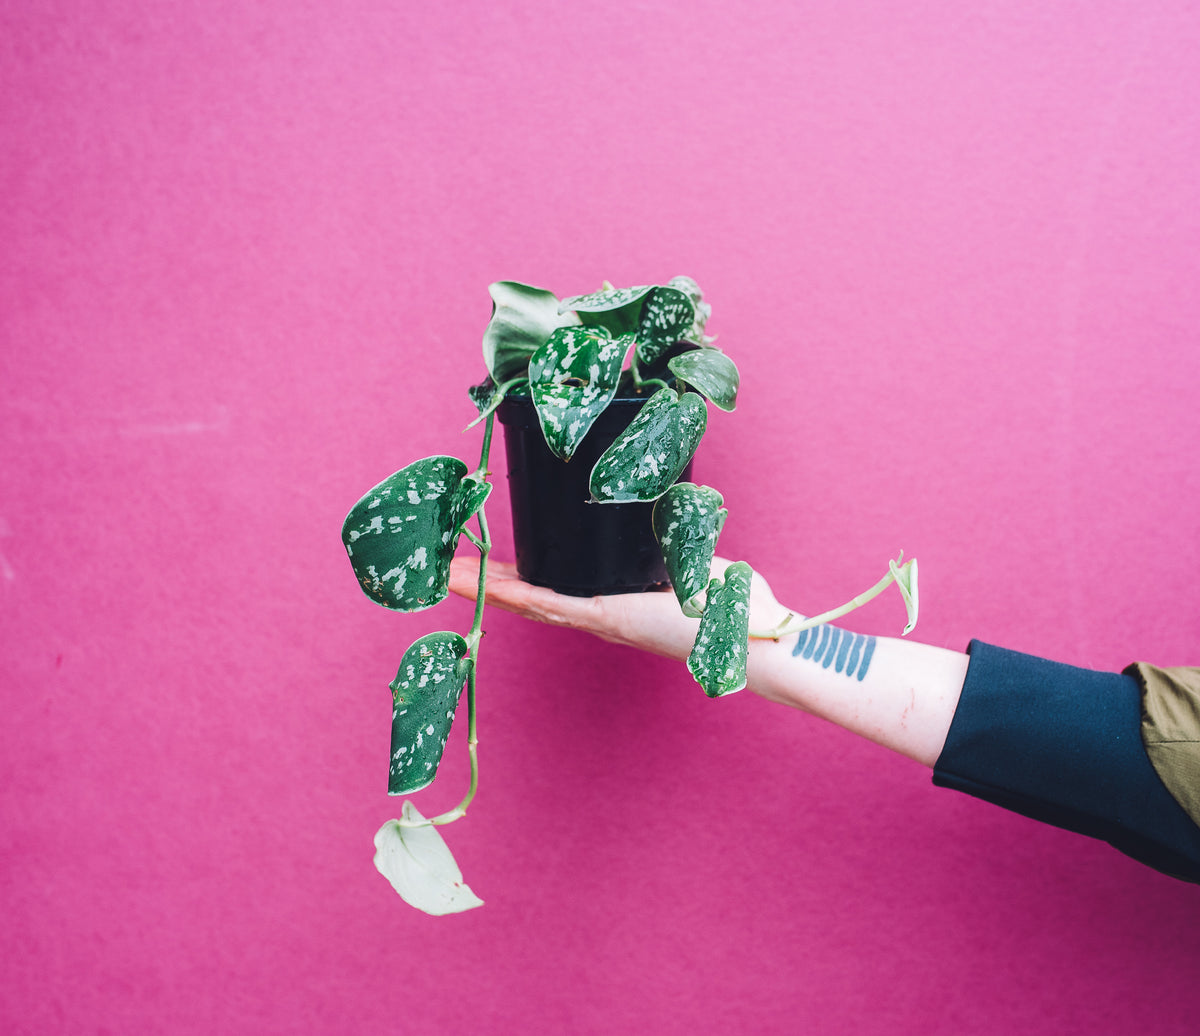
top-left (389, 632), bottom-right (472, 795)
top-left (652, 483), bottom-right (727, 609)
top-left (560, 284), bottom-right (654, 335)
top-left (666, 275), bottom-right (713, 344)
top-left (529, 326), bottom-right (629, 460)
top-left (637, 286), bottom-right (697, 366)
top-left (342, 456), bottom-right (491, 611)
top-left (374, 803), bottom-right (484, 915)
top-left (589, 388), bottom-right (707, 503)
top-left (668, 349), bottom-right (739, 412)
top-left (483, 281), bottom-right (578, 383)
top-left (688, 561), bottom-right (753, 697)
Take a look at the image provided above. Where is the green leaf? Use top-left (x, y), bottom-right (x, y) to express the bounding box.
top-left (529, 326), bottom-right (630, 461)
top-left (652, 483), bottom-right (727, 610)
top-left (688, 561), bottom-right (753, 697)
top-left (666, 275), bottom-right (713, 344)
top-left (467, 378), bottom-right (497, 417)
top-left (560, 284), bottom-right (654, 335)
top-left (668, 349), bottom-right (739, 412)
top-left (388, 632), bottom-right (472, 795)
top-left (482, 281), bottom-right (578, 383)
top-left (637, 286), bottom-right (697, 366)
top-left (889, 556), bottom-right (919, 635)
top-left (342, 456), bottom-right (491, 612)
top-left (589, 388), bottom-right (707, 503)
top-left (374, 803), bottom-right (484, 915)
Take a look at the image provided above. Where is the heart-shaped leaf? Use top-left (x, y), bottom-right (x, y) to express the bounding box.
top-left (342, 456), bottom-right (491, 612)
top-left (688, 561), bottom-right (753, 697)
top-left (637, 286), bottom-right (697, 366)
top-left (483, 281), bottom-right (578, 383)
top-left (529, 327), bottom-right (630, 461)
top-left (559, 284), bottom-right (654, 335)
top-left (374, 802), bottom-right (484, 915)
top-left (889, 556), bottom-right (919, 635)
top-left (589, 388), bottom-right (707, 503)
top-left (388, 632), bottom-right (472, 794)
top-left (668, 349), bottom-right (739, 412)
top-left (652, 483), bottom-right (727, 610)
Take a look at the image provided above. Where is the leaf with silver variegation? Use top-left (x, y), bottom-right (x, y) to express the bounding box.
top-left (668, 349), bottom-right (739, 412)
top-left (666, 275), bottom-right (713, 344)
top-left (341, 456), bottom-right (490, 612)
top-left (589, 388), bottom-right (707, 503)
top-left (529, 326), bottom-right (630, 461)
top-left (388, 632), bottom-right (473, 795)
top-left (688, 561), bottom-right (753, 698)
top-left (652, 483), bottom-right (727, 611)
top-left (636, 286), bottom-right (697, 366)
top-left (374, 802), bottom-right (484, 915)
top-left (559, 284), bottom-right (654, 335)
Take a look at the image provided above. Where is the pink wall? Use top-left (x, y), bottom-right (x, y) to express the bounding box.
top-left (4, 1), bottom-right (1199, 1031)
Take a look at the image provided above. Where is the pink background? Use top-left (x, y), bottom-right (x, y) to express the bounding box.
top-left (4, 1), bottom-right (1199, 1032)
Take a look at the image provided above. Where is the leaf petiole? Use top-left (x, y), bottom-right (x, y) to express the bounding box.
top-left (749, 555), bottom-right (918, 640)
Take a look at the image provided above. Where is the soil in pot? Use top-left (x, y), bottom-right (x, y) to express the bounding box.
top-left (496, 392), bottom-right (694, 596)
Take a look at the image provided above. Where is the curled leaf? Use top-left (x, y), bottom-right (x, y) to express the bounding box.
top-left (374, 802), bottom-right (484, 915)
top-left (342, 457), bottom-right (490, 612)
top-left (667, 349), bottom-right (739, 412)
top-left (688, 561), bottom-right (753, 697)
top-left (652, 483), bottom-right (727, 609)
top-left (589, 388), bottom-right (707, 503)
top-left (889, 556), bottom-right (919, 635)
top-left (560, 284), bottom-right (654, 335)
top-left (389, 632), bottom-right (472, 795)
top-left (483, 281), bottom-right (578, 383)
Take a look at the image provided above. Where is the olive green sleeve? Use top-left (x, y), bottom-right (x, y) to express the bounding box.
top-left (1125, 662), bottom-right (1200, 829)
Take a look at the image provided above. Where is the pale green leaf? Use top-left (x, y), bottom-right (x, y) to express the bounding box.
top-left (342, 456), bottom-right (491, 611)
top-left (652, 483), bottom-right (727, 609)
top-left (668, 349), bottom-right (739, 412)
top-left (388, 632), bottom-right (472, 795)
top-left (889, 556), bottom-right (919, 635)
top-left (529, 327), bottom-right (630, 460)
top-left (636, 286), bottom-right (697, 365)
top-left (482, 281), bottom-right (578, 383)
top-left (589, 388), bottom-right (707, 503)
top-left (373, 803), bottom-right (484, 915)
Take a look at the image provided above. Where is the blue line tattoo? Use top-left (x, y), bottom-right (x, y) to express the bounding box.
top-left (792, 624), bottom-right (876, 681)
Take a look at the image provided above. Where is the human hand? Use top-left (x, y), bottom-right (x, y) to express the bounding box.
top-left (448, 556), bottom-right (794, 664)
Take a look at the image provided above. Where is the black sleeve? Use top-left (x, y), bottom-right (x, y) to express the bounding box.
top-left (932, 640), bottom-right (1200, 883)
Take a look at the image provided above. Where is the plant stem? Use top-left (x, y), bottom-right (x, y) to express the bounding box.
top-left (406, 412), bottom-right (495, 829)
top-left (628, 349), bottom-right (669, 395)
top-left (749, 568), bottom-right (898, 641)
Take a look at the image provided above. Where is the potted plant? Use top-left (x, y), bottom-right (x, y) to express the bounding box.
top-left (342, 276), bottom-right (919, 914)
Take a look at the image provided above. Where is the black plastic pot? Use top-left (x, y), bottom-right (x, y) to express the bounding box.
top-left (496, 393), bottom-right (693, 596)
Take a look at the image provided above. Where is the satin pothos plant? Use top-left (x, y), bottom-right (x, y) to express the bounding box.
top-left (342, 276), bottom-right (919, 915)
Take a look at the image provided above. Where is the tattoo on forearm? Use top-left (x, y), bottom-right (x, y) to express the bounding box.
top-left (791, 624), bottom-right (876, 680)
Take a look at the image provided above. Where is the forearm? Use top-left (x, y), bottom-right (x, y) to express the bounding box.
top-left (745, 625), bottom-right (969, 768)
top-left (451, 557), bottom-right (968, 766)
